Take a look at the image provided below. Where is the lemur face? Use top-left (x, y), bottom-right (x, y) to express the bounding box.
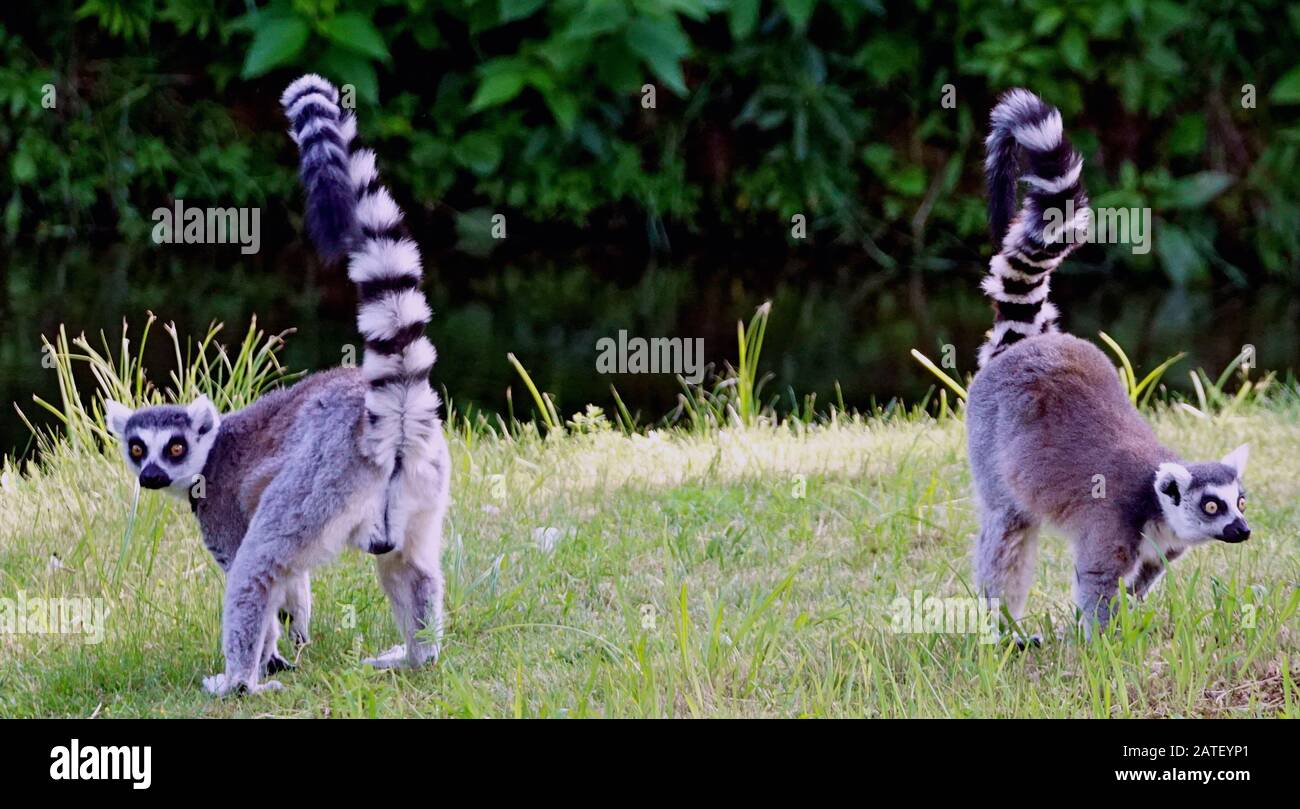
top-left (1154, 444), bottom-right (1250, 544)
top-left (103, 397), bottom-right (221, 497)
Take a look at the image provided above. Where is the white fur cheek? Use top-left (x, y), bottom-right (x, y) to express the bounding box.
top-left (165, 437), bottom-right (217, 496)
top-left (1162, 501), bottom-right (1214, 544)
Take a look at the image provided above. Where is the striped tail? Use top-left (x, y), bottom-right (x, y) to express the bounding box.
top-left (977, 88), bottom-right (1090, 368)
top-left (281, 74), bottom-right (441, 469)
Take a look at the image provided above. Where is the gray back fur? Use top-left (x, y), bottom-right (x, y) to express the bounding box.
top-left (192, 368), bottom-right (375, 569)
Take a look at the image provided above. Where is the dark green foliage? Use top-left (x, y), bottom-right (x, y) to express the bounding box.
top-left (2, 0), bottom-right (1298, 281)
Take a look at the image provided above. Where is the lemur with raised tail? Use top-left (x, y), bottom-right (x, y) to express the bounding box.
top-left (966, 89), bottom-right (1251, 641)
top-left (103, 74), bottom-right (450, 695)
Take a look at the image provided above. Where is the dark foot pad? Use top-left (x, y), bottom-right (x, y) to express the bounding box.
top-left (264, 654), bottom-right (295, 674)
top-left (1013, 633), bottom-right (1043, 651)
top-left (366, 539), bottom-right (395, 555)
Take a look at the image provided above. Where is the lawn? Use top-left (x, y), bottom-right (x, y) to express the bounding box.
top-left (2, 395), bottom-right (1296, 717)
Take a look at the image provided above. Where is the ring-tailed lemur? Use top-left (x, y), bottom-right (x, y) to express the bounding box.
top-left (103, 74), bottom-right (451, 694)
top-left (966, 89), bottom-right (1251, 641)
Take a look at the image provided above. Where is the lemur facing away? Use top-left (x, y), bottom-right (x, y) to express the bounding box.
top-left (104, 74), bottom-right (451, 695)
top-left (966, 89), bottom-right (1251, 641)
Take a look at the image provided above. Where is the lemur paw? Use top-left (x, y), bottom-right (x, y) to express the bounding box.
top-left (278, 609), bottom-right (310, 646)
top-left (1013, 633), bottom-right (1043, 651)
top-left (264, 652), bottom-right (295, 675)
top-left (363, 642), bottom-right (439, 669)
top-left (202, 673), bottom-right (285, 697)
top-left (358, 524), bottom-right (396, 555)
top-left (362, 644), bottom-right (409, 669)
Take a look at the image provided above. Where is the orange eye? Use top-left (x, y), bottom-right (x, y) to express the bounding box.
top-left (129, 444), bottom-right (144, 459)
top-left (1238, 496), bottom-right (1246, 512)
top-left (168, 443), bottom-right (185, 458)
top-left (1203, 500), bottom-right (1218, 515)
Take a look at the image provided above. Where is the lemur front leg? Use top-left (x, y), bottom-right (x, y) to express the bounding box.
top-left (1125, 548), bottom-right (1182, 599)
top-left (1072, 523), bottom-right (1138, 640)
top-left (204, 538), bottom-right (288, 696)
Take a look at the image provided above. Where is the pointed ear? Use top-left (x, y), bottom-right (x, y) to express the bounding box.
top-left (103, 400), bottom-right (133, 438)
top-left (186, 395), bottom-right (220, 436)
top-left (1221, 443), bottom-right (1249, 477)
top-left (1154, 462), bottom-right (1192, 507)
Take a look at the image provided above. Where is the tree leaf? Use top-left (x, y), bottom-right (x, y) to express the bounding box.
top-left (729, 0), bottom-right (759, 41)
top-left (779, 0), bottom-right (815, 30)
top-left (1155, 223), bottom-right (1207, 285)
top-left (469, 72), bottom-right (527, 112)
top-left (500, 0), bottom-right (548, 23)
top-left (626, 17), bottom-right (690, 96)
top-left (1270, 65), bottom-right (1300, 104)
top-left (321, 12), bottom-right (390, 63)
top-left (542, 89), bottom-right (579, 132)
top-left (453, 132), bottom-right (504, 176)
top-left (1162, 171), bottom-right (1233, 209)
top-left (887, 165), bottom-right (926, 196)
top-left (1060, 26), bottom-right (1088, 71)
top-left (316, 47), bottom-right (379, 105)
top-left (241, 17), bottom-right (310, 79)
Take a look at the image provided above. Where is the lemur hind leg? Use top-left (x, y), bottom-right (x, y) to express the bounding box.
top-left (355, 464), bottom-right (425, 556)
top-left (974, 503), bottom-right (1041, 645)
top-left (279, 571), bottom-right (312, 647)
top-left (365, 505), bottom-right (446, 669)
top-left (260, 573), bottom-right (311, 673)
top-left (261, 615), bottom-right (294, 674)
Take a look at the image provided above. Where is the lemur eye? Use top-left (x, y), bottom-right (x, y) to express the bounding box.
top-left (168, 442), bottom-right (186, 458)
top-left (1238, 496), bottom-right (1246, 512)
top-left (1203, 500), bottom-right (1219, 515)
top-left (129, 443), bottom-right (144, 460)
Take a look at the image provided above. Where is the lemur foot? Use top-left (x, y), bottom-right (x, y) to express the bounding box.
top-left (264, 652), bottom-right (295, 675)
top-left (202, 673), bottom-right (284, 697)
top-left (359, 523), bottom-right (396, 555)
top-left (1013, 633), bottom-right (1043, 651)
top-left (363, 644), bottom-right (410, 669)
top-left (363, 642), bottom-right (440, 669)
top-left (278, 609), bottom-right (310, 647)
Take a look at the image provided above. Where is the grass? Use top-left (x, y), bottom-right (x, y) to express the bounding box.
top-left (1, 318), bottom-right (1298, 717)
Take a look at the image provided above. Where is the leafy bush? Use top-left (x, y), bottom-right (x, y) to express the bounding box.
top-left (3, 0), bottom-right (1299, 279)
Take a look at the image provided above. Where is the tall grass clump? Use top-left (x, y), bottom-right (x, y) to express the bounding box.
top-left (675, 302), bottom-right (775, 431)
top-left (16, 313), bottom-right (298, 455)
top-left (912, 333), bottom-right (1280, 420)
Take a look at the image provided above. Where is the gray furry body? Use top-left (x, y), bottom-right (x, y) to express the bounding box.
top-left (968, 90), bottom-right (1251, 639)
top-left (105, 74), bottom-right (451, 695)
top-left (195, 369), bottom-right (448, 682)
top-left (967, 334), bottom-right (1243, 632)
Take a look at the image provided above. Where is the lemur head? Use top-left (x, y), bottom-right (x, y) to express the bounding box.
top-left (103, 397), bottom-right (221, 496)
top-left (1154, 444), bottom-right (1250, 544)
